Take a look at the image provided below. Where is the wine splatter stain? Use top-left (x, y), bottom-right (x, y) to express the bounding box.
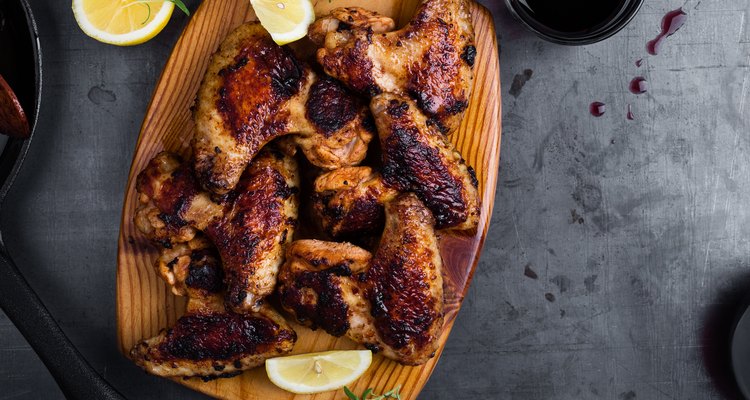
top-left (587, 9), bottom-right (687, 120)
top-left (629, 77), bottom-right (647, 94)
top-left (647, 8), bottom-right (688, 55)
top-left (590, 102), bottom-right (606, 117)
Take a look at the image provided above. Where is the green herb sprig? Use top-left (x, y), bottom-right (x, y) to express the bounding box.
top-left (166, 0), bottom-right (190, 16)
top-left (139, 0), bottom-right (190, 26)
top-left (343, 385), bottom-right (401, 400)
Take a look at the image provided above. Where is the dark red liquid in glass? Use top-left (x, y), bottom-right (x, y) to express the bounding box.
top-left (629, 77), bottom-right (647, 94)
top-left (627, 104), bottom-right (635, 120)
top-left (590, 102), bottom-right (606, 117)
top-left (518, 0), bottom-right (627, 33)
top-left (647, 8), bottom-right (687, 55)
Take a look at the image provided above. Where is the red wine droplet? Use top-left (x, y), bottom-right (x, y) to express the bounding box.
top-left (629, 77), bottom-right (647, 94)
top-left (635, 59), bottom-right (643, 67)
top-left (627, 104), bottom-right (635, 120)
top-left (647, 8), bottom-right (687, 55)
top-left (590, 102), bottom-right (606, 117)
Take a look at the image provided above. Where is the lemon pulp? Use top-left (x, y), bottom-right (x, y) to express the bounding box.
top-left (266, 350), bottom-right (373, 394)
top-left (72, 0), bottom-right (175, 46)
top-left (250, 0), bottom-right (315, 45)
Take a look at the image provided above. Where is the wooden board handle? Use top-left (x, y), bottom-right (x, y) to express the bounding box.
top-left (0, 249), bottom-right (126, 400)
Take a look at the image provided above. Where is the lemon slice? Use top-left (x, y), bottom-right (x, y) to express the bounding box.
top-left (72, 0), bottom-right (175, 46)
top-left (266, 350), bottom-right (372, 394)
top-left (250, 0), bottom-right (315, 45)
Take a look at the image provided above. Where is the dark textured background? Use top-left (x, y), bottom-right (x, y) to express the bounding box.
top-left (1, 0), bottom-right (747, 398)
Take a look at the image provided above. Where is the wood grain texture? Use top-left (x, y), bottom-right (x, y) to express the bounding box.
top-left (116, 1), bottom-right (501, 399)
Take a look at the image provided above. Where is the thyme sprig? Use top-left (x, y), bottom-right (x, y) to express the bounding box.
top-left (343, 385), bottom-right (402, 400)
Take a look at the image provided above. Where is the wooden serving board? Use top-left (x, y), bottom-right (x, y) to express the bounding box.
top-left (116, 0), bottom-right (501, 398)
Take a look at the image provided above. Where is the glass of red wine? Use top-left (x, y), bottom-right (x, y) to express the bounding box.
top-left (505, 0), bottom-right (644, 45)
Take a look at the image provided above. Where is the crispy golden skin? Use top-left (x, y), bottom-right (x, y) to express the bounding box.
top-left (193, 22), bottom-right (374, 194)
top-left (278, 194), bottom-right (444, 365)
top-left (308, 7), bottom-right (396, 45)
top-left (135, 148), bottom-right (299, 312)
top-left (278, 240), bottom-right (375, 340)
top-left (313, 0), bottom-right (475, 134)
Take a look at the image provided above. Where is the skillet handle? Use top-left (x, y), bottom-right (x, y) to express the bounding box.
top-left (0, 250), bottom-right (126, 399)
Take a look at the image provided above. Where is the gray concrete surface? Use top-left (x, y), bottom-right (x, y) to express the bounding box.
top-left (1, 0), bottom-right (746, 398)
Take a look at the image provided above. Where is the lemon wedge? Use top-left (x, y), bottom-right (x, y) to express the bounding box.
top-left (72, 0), bottom-right (175, 46)
top-left (250, 0), bottom-right (315, 45)
top-left (266, 350), bottom-right (372, 394)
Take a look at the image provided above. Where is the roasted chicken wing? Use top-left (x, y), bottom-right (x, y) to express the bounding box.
top-left (151, 235), bottom-right (224, 298)
top-left (373, 93), bottom-right (479, 230)
top-left (308, 7), bottom-right (395, 45)
top-left (312, 166), bottom-right (399, 238)
top-left (312, 93), bottom-right (479, 234)
top-left (278, 240), bottom-right (375, 339)
top-left (313, 0), bottom-right (475, 134)
top-left (278, 194), bottom-right (444, 365)
top-left (134, 154), bottom-right (223, 248)
top-left (132, 195), bottom-right (296, 380)
top-left (135, 148), bottom-right (299, 312)
top-left (193, 22), bottom-right (374, 194)
top-left (130, 247), bottom-right (296, 381)
top-left (130, 303), bottom-right (296, 380)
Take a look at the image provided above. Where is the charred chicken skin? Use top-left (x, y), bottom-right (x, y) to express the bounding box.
top-left (312, 0), bottom-right (475, 134)
top-left (135, 148), bottom-right (299, 312)
top-left (206, 149), bottom-right (299, 312)
top-left (151, 235), bottom-right (224, 298)
top-left (278, 194), bottom-right (444, 365)
top-left (312, 166), bottom-right (399, 238)
top-left (130, 240), bottom-right (296, 379)
top-left (312, 93), bottom-right (480, 235)
top-left (130, 302), bottom-right (296, 380)
top-left (131, 0), bottom-right (481, 380)
top-left (193, 22), bottom-right (374, 194)
top-left (131, 221), bottom-right (296, 379)
top-left (373, 93), bottom-right (479, 230)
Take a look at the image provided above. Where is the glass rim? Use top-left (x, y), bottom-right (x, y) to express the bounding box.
top-left (504, 0), bottom-right (645, 46)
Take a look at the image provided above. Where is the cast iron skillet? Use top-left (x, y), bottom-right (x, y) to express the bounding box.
top-left (732, 296), bottom-right (750, 399)
top-left (0, 0), bottom-right (124, 398)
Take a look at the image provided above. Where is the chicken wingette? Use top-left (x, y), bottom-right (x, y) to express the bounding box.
top-left (312, 166), bottom-right (399, 238)
top-left (130, 240), bottom-right (296, 379)
top-left (278, 194), bottom-right (444, 365)
top-left (313, 93), bottom-right (480, 235)
top-left (193, 22), bottom-right (374, 194)
top-left (312, 0), bottom-right (475, 134)
top-left (135, 148), bottom-right (299, 312)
